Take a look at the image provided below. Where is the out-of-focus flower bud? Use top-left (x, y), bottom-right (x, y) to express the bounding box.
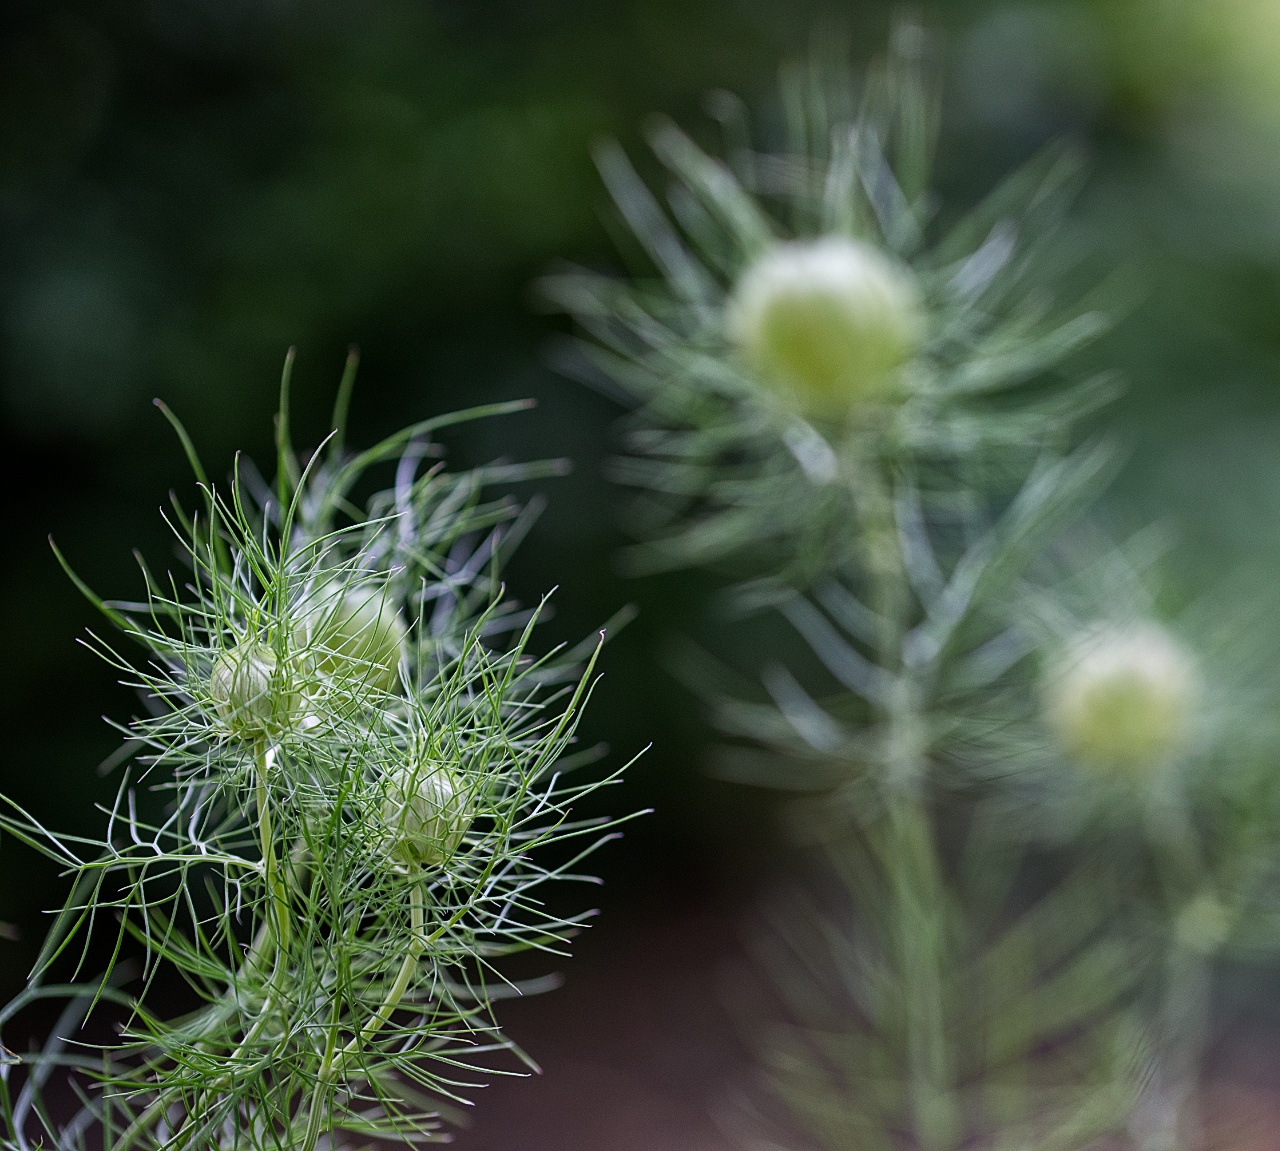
top-left (210, 641), bottom-right (295, 740)
top-left (382, 763), bottom-right (470, 867)
top-left (306, 581), bottom-right (406, 694)
top-left (727, 236), bottom-right (922, 415)
top-left (1043, 622), bottom-right (1199, 776)
top-left (1176, 892), bottom-right (1232, 954)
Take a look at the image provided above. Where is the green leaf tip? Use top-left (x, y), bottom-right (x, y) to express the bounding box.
top-left (48, 536), bottom-right (132, 633)
top-left (152, 398), bottom-right (210, 488)
top-left (330, 344), bottom-right (361, 460)
top-left (276, 346), bottom-right (300, 511)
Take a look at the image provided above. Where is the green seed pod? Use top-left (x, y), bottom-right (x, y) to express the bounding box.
top-left (1043, 622), bottom-right (1199, 777)
top-left (727, 236), bottom-right (922, 416)
top-left (305, 581), bottom-right (407, 694)
top-left (381, 763), bottom-right (470, 867)
top-left (209, 641), bottom-right (295, 740)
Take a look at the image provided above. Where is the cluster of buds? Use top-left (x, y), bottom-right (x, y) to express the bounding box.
top-left (206, 579), bottom-right (407, 743)
top-left (206, 580), bottom-right (475, 870)
top-left (727, 236), bottom-right (923, 419)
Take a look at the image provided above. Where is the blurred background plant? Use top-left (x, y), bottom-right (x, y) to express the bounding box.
top-left (8, 1), bottom-right (1280, 1148)
top-left (552, 14), bottom-right (1280, 1151)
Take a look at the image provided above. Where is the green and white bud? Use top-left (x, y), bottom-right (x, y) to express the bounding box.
top-left (305, 581), bottom-right (406, 695)
top-left (209, 641), bottom-right (296, 740)
top-left (1043, 622), bottom-right (1199, 776)
top-left (1175, 892), bottom-right (1232, 954)
top-left (381, 763), bottom-right (470, 867)
top-left (727, 236), bottom-right (922, 416)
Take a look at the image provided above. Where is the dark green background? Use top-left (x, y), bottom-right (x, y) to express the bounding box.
top-left (4, 1), bottom-right (1280, 1143)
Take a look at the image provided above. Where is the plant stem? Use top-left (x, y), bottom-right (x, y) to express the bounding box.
top-left (120, 760), bottom-right (297, 1151)
top-left (1132, 896), bottom-right (1221, 1151)
top-left (111, 913), bottom-right (284, 1151)
top-left (337, 874), bottom-right (426, 1066)
top-left (883, 676), bottom-right (958, 1151)
top-left (860, 468), bottom-right (959, 1151)
top-left (1131, 789), bottom-right (1223, 1151)
top-left (255, 744), bottom-right (291, 953)
top-left (299, 1000), bottom-right (342, 1151)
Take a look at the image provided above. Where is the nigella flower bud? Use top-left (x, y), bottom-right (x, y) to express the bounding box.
top-left (209, 641), bottom-right (295, 740)
top-left (727, 236), bottom-right (922, 416)
top-left (306, 581), bottom-right (407, 695)
top-left (1043, 622), bottom-right (1199, 776)
top-left (1175, 892), bottom-right (1231, 954)
top-left (381, 763), bottom-right (470, 867)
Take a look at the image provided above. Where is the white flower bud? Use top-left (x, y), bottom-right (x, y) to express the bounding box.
top-left (1043, 622), bottom-right (1199, 775)
top-left (381, 763), bottom-right (470, 867)
top-left (727, 236), bottom-right (922, 415)
top-left (305, 581), bottom-right (406, 695)
top-left (1175, 892), bottom-right (1231, 954)
top-left (209, 641), bottom-right (295, 740)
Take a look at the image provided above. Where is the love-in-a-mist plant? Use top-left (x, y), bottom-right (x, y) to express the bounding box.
top-left (1009, 538), bottom-right (1280, 1151)
top-left (543, 29), bottom-right (1116, 604)
top-left (550, 26), bottom-right (1280, 1151)
top-left (0, 352), bottom-right (637, 1151)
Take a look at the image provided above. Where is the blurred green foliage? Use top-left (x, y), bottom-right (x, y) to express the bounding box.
top-left (5, 0), bottom-right (1280, 1030)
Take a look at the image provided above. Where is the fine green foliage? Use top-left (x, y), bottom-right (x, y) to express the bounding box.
top-left (0, 355), bottom-right (637, 1150)
top-left (544, 28), bottom-right (1118, 595)
top-left (720, 856), bottom-right (1143, 1151)
top-left (679, 444), bottom-right (1145, 1151)
top-left (561, 24), bottom-right (1280, 1151)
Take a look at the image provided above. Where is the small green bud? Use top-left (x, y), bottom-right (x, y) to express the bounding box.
top-left (1175, 892), bottom-right (1231, 954)
top-left (1043, 622), bottom-right (1199, 776)
top-left (381, 763), bottom-right (470, 867)
top-left (305, 581), bottom-right (406, 694)
top-left (727, 236), bottom-right (922, 416)
top-left (209, 642), bottom-right (296, 740)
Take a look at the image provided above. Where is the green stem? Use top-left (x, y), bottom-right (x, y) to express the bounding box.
top-left (1133, 894), bottom-right (1223, 1151)
top-left (255, 745), bottom-right (291, 953)
top-left (299, 999), bottom-right (342, 1151)
top-left (127, 760), bottom-right (296, 1151)
top-left (337, 875), bottom-right (426, 1067)
top-left (882, 679), bottom-right (958, 1151)
top-left (111, 911), bottom-right (284, 1151)
top-left (1132, 787), bottom-right (1223, 1151)
top-left (862, 469), bottom-right (958, 1151)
